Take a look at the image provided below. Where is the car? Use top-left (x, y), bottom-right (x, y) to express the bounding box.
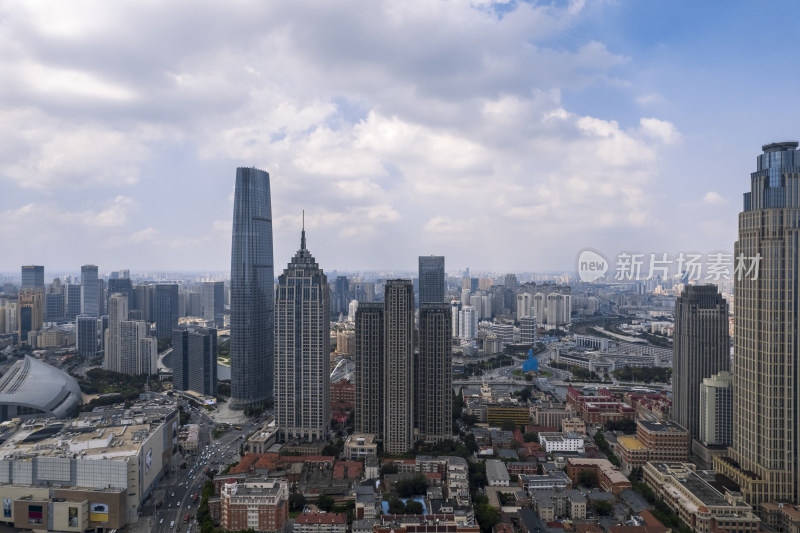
top-left (160, 518), bottom-right (164, 524)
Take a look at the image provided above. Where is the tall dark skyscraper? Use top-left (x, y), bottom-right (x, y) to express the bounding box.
top-left (418, 255), bottom-right (445, 305)
top-left (672, 285), bottom-right (729, 443)
top-left (173, 327), bottom-right (218, 396)
top-left (133, 284), bottom-right (153, 322)
top-left (80, 265), bottom-right (99, 317)
top-left (154, 284), bottom-right (179, 340)
top-left (65, 284), bottom-right (82, 321)
top-left (355, 303), bottom-right (384, 436)
top-left (333, 276), bottom-right (350, 316)
top-left (716, 141), bottom-right (800, 506)
top-left (107, 278), bottom-right (133, 313)
top-left (21, 266), bottom-right (44, 289)
top-left (417, 302), bottom-right (452, 443)
top-left (230, 167), bottom-right (275, 409)
top-left (383, 279), bottom-right (415, 454)
top-left (274, 226), bottom-right (330, 442)
top-left (76, 315), bottom-right (97, 358)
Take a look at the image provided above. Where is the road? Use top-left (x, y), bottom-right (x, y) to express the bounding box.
top-left (136, 404), bottom-right (263, 533)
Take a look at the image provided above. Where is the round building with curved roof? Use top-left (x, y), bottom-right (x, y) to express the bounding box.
top-left (0, 356), bottom-right (82, 421)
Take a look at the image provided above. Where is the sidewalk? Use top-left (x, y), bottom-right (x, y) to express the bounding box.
top-left (210, 401), bottom-right (247, 425)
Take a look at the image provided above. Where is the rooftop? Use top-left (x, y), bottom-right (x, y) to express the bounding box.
top-left (617, 436), bottom-right (645, 450)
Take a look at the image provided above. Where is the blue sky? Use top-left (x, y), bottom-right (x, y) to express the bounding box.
top-left (1, 0), bottom-right (798, 274)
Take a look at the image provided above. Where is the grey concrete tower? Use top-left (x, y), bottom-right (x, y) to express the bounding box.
top-left (417, 302), bottom-right (453, 443)
top-left (274, 223), bottom-right (330, 442)
top-left (383, 279), bottom-right (415, 454)
top-left (355, 302), bottom-right (384, 436)
top-left (672, 284), bottom-right (729, 442)
top-left (230, 167), bottom-right (274, 409)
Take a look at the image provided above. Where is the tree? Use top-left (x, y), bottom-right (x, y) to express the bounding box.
top-left (501, 420), bottom-right (518, 432)
top-left (317, 494), bottom-right (335, 512)
top-left (395, 474), bottom-right (427, 497)
top-left (578, 471), bottom-right (597, 487)
top-left (405, 500), bottom-right (424, 515)
top-left (382, 463), bottom-right (399, 476)
top-left (388, 497), bottom-right (406, 515)
top-left (593, 500), bottom-right (613, 516)
top-left (523, 432), bottom-right (538, 443)
top-left (289, 493), bottom-right (306, 512)
top-left (518, 387), bottom-right (533, 402)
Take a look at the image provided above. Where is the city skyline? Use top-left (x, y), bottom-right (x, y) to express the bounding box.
top-left (4, 2), bottom-right (800, 272)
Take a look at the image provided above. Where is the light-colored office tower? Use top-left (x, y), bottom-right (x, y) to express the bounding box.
top-left (80, 265), bottom-right (99, 317)
top-left (533, 293), bottom-right (545, 322)
top-left (230, 167), bottom-right (275, 408)
top-left (715, 141), bottom-right (800, 506)
top-left (3, 304), bottom-right (16, 334)
top-left (699, 371), bottom-right (733, 447)
top-left (348, 300), bottom-right (358, 322)
top-left (520, 316), bottom-right (537, 344)
top-left (17, 288), bottom-right (43, 345)
top-left (202, 281), bottom-right (225, 328)
top-left (545, 293), bottom-right (570, 326)
top-left (417, 303), bottom-right (452, 443)
top-left (461, 289), bottom-right (471, 308)
top-left (459, 305), bottom-right (476, 341)
top-left (478, 278), bottom-right (493, 291)
top-left (383, 280), bottom-right (415, 455)
top-left (106, 293), bottom-right (128, 372)
top-left (274, 227), bottom-right (330, 443)
top-left (76, 315), bottom-right (97, 358)
top-left (120, 320), bottom-right (154, 375)
top-left (419, 255), bottom-right (445, 304)
top-left (354, 303), bottom-right (383, 436)
top-left (482, 293), bottom-right (492, 319)
top-left (492, 323), bottom-right (514, 349)
top-left (673, 285), bottom-right (729, 442)
top-left (516, 293), bottom-right (532, 320)
top-left (450, 300), bottom-right (461, 338)
top-left (470, 294), bottom-right (483, 319)
top-left (21, 266), bottom-right (44, 289)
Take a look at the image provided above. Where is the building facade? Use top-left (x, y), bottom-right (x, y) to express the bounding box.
top-left (106, 293), bottom-right (128, 372)
top-left (173, 327), bottom-right (218, 396)
top-left (154, 284), bottom-right (178, 340)
top-left (202, 281), bottom-right (225, 328)
top-left (230, 167), bottom-right (275, 408)
top-left (699, 371), bottom-right (733, 447)
top-left (383, 280), bottom-right (415, 454)
top-left (76, 315), bottom-right (97, 358)
top-left (715, 141), bottom-right (800, 507)
top-left (672, 285), bottom-right (729, 442)
top-left (80, 265), bottom-right (99, 317)
top-left (274, 228), bottom-right (330, 442)
top-left (21, 265), bottom-right (44, 289)
top-left (355, 303), bottom-right (383, 436)
top-left (419, 255), bottom-right (445, 305)
top-left (417, 303), bottom-right (452, 443)
top-left (220, 479), bottom-right (289, 533)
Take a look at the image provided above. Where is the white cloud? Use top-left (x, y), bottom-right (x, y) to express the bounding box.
top-left (702, 191), bottom-right (726, 205)
top-left (639, 117), bottom-right (681, 145)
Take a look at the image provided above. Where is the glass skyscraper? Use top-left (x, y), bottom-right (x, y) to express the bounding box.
top-left (80, 265), bottom-right (99, 317)
top-left (715, 141), bottom-right (800, 506)
top-left (418, 255), bottom-right (445, 305)
top-left (230, 167), bottom-right (274, 409)
top-left (21, 266), bottom-right (44, 289)
top-left (154, 284), bottom-right (178, 340)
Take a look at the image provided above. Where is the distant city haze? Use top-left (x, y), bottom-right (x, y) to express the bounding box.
top-left (3, 3), bottom-right (800, 272)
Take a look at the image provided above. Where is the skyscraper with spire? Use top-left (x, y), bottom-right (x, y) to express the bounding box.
top-left (274, 218), bottom-right (330, 442)
top-left (230, 167), bottom-right (275, 409)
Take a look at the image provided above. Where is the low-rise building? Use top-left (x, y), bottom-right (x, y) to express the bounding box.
top-left (355, 486), bottom-right (378, 520)
top-left (616, 421), bottom-right (690, 473)
top-left (487, 404), bottom-right (530, 428)
top-left (561, 417), bottom-right (587, 435)
top-left (538, 432), bottom-right (584, 453)
top-left (530, 489), bottom-right (587, 521)
top-left (486, 459), bottom-right (510, 487)
top-left (294, 512), bottom-right (347, 533)
top-left (178, 423), bottom-right (200, 451)
top-left (566, 458), bottom-right (631, 495)
top-left (642, 462), bottom-right (760, 533)
top-left (344, 433), bottom-right (378, 460)
top-left (520, 471), bottom-right (572, 492)
top-left (221, 478), bottom-right (289, 532)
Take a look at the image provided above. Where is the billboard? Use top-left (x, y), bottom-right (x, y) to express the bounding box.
top-left (2, 498), bottom-right (10, 518)
top-left (28, 505), bottom-right (42, 525)
top-left (145, 448), bottom-right (152, 474)
top-left (89, 503), bottom-right (108, 523)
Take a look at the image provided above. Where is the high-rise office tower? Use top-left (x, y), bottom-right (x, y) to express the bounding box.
top-left (672, 285), bottom-right (729, 443)
top-left (699, 371), bottom-right (733, 447)
top-left (230, 167), bottom-right (275, 408)
top-left (120, 320), bottom-right (156, 375)
top-left (459, 306), bottom-right (476, 340)
top-left (450, 300), bottom-right (461, 338)
top-left (154, 284), bottom-right (179, 340)
top-left (274, 227), bottom-right (330, 442)
top-left (65, 284), bottom-right (82, 321)
top-left (504, 273), bottom-right (517, 290)
top-left (417, 303), bottom-right (452, 443)
top-left (333, 276), bottom-right (350, 316)
top-left (45, 291), bottom-right (64, 323)
top-left (17, 289), bottom-right (43, 344)
top-left (355, 303), bottom-right (384, 436)
top-left (202, 281), bottom-right (225, 328)
top-left (419, 256), bottom-right (445, 305)
top-left (716, 141), bottom-right (800, 506)
top-left (76, 315), bottom-right (97, 358)
top-left (21, 266), bottom-right (44, 289)
top-left (106, 293), bottom-right (129, 372)
top-left (173, 327), bottom-right (218, 396)
top-left (80, 265), bottom-right (99, 317)
top-left (383, 280), bottom-right (415, 454)
top-left (97, 278), bottom-right (105, 317)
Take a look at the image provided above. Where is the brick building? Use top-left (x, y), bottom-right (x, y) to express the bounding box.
top-left (220, 479), bottom-right (289, 532)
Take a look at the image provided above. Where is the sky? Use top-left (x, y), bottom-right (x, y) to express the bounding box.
top-left (2, 0), bottom-right (800, 275)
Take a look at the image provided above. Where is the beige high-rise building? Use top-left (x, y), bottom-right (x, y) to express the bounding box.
top-left (354, 303), bottom-right (383, 436)
top-left (417, 303), bottom-right (452, 443)
top-left (382, 280), bottom-right (414, 454)
top-left (16, 288), bottom-right (43, 345)
top-left (715, 141), bottom-right (800, 507)
top-left (106, 293), bottom-right (128, 372)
